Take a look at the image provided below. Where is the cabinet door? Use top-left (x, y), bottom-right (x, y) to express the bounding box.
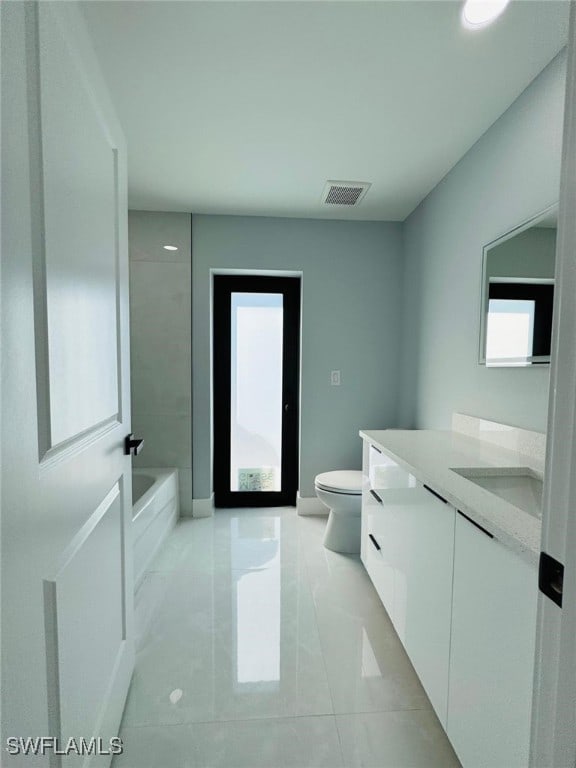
top-left (392, 483), bottom-right (455, 727)
top-left (361, 452), bottom-right (455, 726)
top-left (448, 513), bottom-right (538, 768)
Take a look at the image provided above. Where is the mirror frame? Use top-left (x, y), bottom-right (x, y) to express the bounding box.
top-left (478, 202), bottom-right (558, 367)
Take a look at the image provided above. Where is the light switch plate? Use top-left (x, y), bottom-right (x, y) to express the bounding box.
top-left (331, 370), bottom-right (341, 386)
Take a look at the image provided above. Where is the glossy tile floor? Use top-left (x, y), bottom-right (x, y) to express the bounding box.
top-left (114, 509), bottom-right (461, 767)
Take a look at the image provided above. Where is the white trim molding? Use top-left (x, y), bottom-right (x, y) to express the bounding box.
top-left (530, 5), bottom-right (576, 765)
top-left (297, 493), bottom-right (327, 517)
top-left (189, 495), bottom-right (214, 518)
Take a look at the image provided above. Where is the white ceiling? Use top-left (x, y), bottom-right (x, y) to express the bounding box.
top-left (81, 1), bottom-right (569, 221)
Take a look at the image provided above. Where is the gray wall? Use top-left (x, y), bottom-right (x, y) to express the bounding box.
top-left (192, 216), bottom-right (404, 499)
top-left (128, 211), bottom-right (192, 514)
top-left (399, 51), bottom-right (566, 433)
top-left (128, 52), bottom-right (565, 506)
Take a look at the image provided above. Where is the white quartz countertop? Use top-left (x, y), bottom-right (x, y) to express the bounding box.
top-left (360, 429), bottom-right (542, 567)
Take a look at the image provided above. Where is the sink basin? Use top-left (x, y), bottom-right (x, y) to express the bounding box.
top-left (450, 467), bottom-right (543, 518)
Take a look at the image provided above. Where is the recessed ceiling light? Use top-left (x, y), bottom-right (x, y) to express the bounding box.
top-left (163, 245), bottom-right (178, 251)
top-left (462, 0), bottom-right (510, 29)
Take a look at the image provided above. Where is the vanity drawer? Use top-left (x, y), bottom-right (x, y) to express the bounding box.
top-left (368, 444), bottom-right (415, 491)
top-left (361, 488), bottom-right (395, 619)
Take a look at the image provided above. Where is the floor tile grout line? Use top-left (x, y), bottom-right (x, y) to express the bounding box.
top-left (119, 705), bottom-right (434, 733)
top-left (296, 517), bottom-right (346, 764)
top-left (120, 712), bottom-right (339, 732)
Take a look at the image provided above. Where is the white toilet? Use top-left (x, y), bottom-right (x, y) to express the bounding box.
top-left (314, 470), bottom-right (366, 554)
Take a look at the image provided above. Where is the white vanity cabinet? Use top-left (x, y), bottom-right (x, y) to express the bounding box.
top-left (361, 444), bottom-right (455, 726)
top-left (447, 512), bottom-right (538, 768)
top-left (360, 435), bottom-right (539, 766)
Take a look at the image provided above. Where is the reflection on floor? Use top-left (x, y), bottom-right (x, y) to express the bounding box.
top-left (113, 508), bottom-right (460, 768)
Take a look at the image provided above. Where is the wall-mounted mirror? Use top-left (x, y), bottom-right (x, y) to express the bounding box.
top-left (479, 204), bottom-right (557, 367)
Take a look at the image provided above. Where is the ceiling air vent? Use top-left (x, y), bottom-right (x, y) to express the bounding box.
top-left (322, 180), bottom-right (371, 206)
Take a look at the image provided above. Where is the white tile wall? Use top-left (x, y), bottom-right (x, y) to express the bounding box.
top-left (129, 211), bottom-right (192, 515)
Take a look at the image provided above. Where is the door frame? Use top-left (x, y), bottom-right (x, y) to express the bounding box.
top-left (530, 3), bottom-right (576, 765)
top-left (212, 274), bottom-right (301, 508)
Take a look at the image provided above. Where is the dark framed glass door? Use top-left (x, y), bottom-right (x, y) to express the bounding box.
top-left (213, 275), bottom-right (300, 507)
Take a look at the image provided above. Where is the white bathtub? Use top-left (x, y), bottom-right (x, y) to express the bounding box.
top-left (132, 468), bottom-right (179, 590)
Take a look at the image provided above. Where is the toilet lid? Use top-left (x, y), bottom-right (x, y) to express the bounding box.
top-left (315, 470), bottom-right (366, 495)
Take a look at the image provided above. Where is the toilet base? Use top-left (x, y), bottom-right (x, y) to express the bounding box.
top-left (323, 509), bottom-right (361, 554)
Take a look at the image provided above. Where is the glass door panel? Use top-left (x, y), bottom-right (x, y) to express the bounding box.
top-left (230, 293), bottom-right (283, 492)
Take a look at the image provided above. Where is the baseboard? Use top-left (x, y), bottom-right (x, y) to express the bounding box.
top-left (297, 493), bottom-right (328, 517)
top-left (187, 494), bottom-right (321, 517)
top-left (186, 495), bottom-right (214, 518)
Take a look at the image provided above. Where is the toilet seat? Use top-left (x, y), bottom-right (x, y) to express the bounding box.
top-left (314, 470), bottom-right (365, 495)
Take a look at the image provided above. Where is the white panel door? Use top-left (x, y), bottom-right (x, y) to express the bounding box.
top-left (2, 3), bottom-right (133, 766)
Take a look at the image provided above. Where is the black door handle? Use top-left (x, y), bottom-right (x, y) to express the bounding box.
top-left (125, 434), bottom-right (144, 456)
